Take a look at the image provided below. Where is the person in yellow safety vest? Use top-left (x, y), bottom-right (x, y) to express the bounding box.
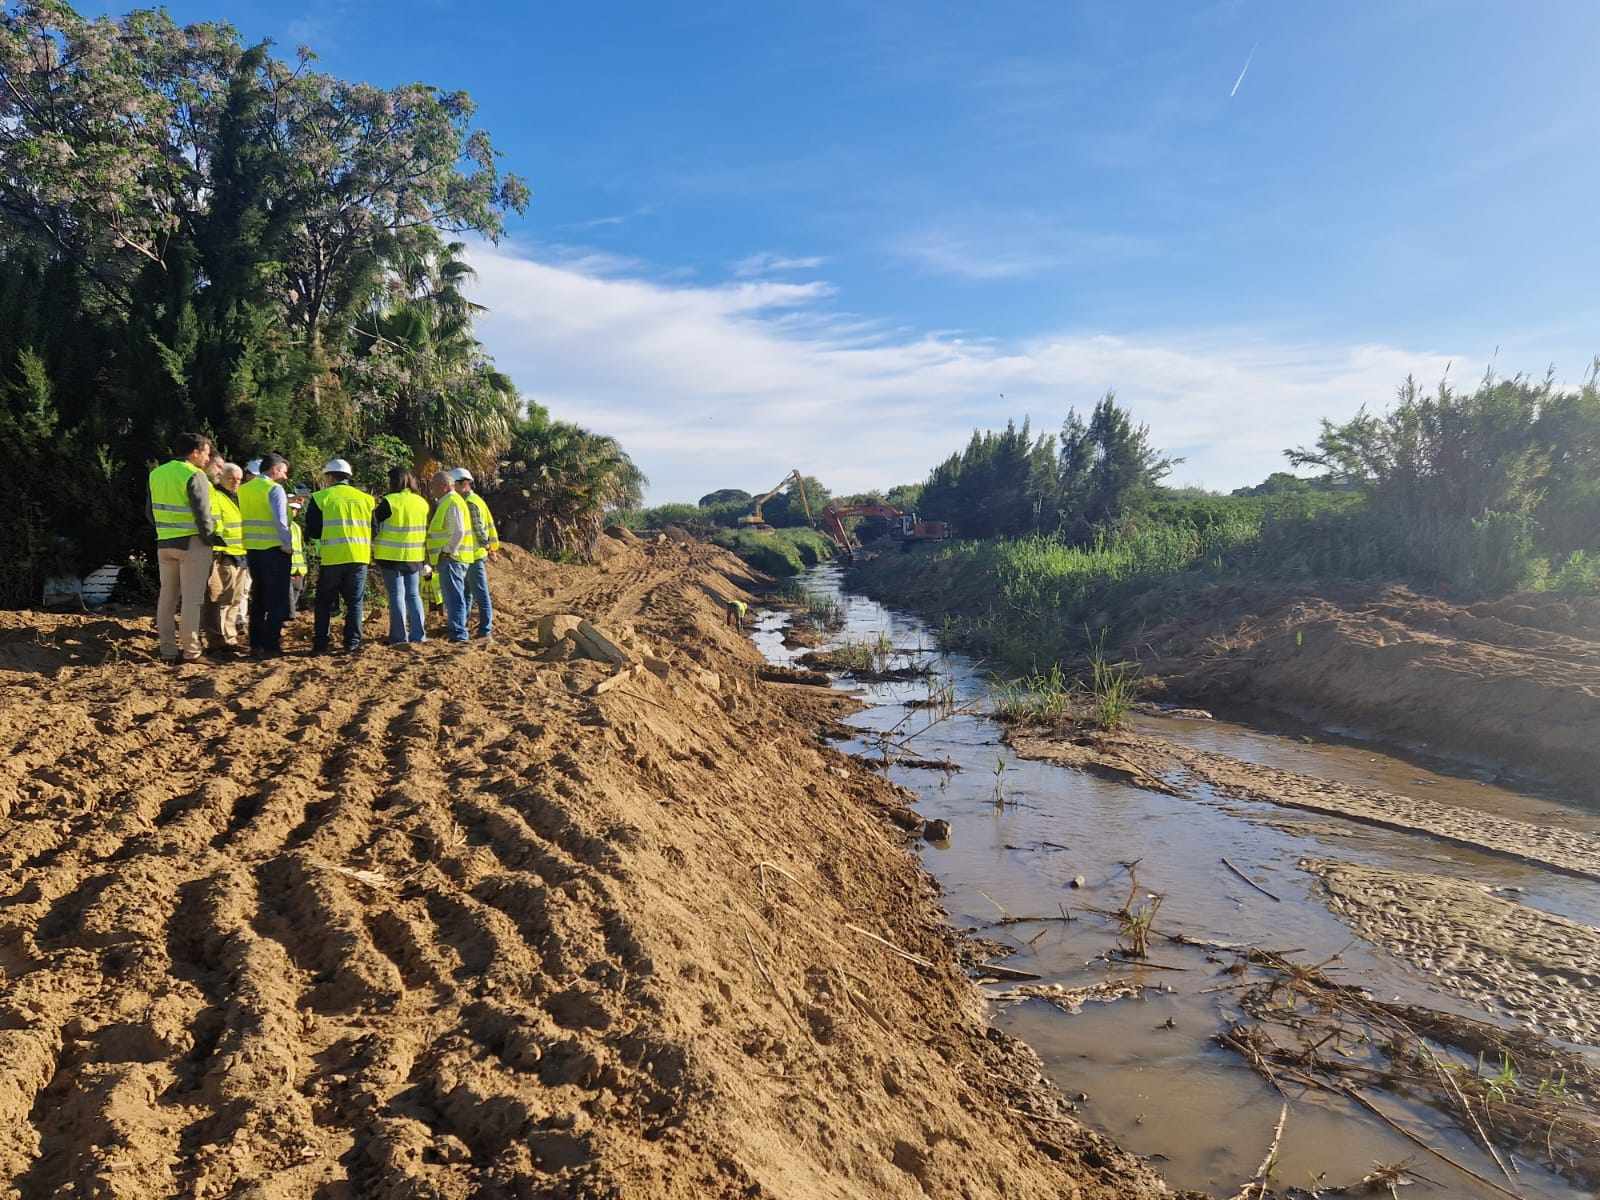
top-left (726, 598), bottom-right (749, 630)
top-left (238, 452), bottom-right (294, 657)
top-left (371, 467), bottom-right (430, 645)
top-left (287, 491), bottom-right (309, 615)
top-left (426, 468), bottom-right (476, 644)
top-left (451, 467), bottom-right (497, 641)
top-left (147, 432), bottom-right (221, 664)
top-left (203, 462), bottom-right (249, 655)
top-left (305, 458), bottom-right (375, 655)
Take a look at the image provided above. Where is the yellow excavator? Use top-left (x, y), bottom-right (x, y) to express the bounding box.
top-left (738, 469), bottom-right (814, 530)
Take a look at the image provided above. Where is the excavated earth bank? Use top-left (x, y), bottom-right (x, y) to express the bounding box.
top-left (0, 539), bottom-right (1170, 1200)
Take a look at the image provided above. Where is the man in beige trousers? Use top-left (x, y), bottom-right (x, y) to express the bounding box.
top-left (147, 432), bottom-right (222, 664)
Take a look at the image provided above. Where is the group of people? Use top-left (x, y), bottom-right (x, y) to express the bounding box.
top-left (147, 432), bottom-right (498, 664)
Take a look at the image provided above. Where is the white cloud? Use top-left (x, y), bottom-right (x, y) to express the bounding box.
top-left (466, 240), bottom-right (1468, 502)
top-left (890, 220), bottom-right (1157, 280)
top-left (732, 252), bottom-right (829, 278)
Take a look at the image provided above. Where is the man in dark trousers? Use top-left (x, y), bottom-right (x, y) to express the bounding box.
top-left (305, 458), bottom-right (375, 654)
top-left (237, 452), bottom-right (294, 658)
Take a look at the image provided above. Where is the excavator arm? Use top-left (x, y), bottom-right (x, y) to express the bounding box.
top-left (740, 470), bottom-right (811, 527)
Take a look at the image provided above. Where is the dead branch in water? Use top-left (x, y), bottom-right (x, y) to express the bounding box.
top-left (1220, 856), bottom-right (1281, 903)
top-left (1216, 949), bottom-right (1600, 1192)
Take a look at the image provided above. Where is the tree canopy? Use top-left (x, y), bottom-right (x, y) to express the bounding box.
top-left (0, 2), bottom-right (657, 602)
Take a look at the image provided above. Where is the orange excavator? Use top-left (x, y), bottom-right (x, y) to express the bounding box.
top-left (738, 470), bottom-right (814, 530)
top-left (819, 501), bottom-right (949, 560)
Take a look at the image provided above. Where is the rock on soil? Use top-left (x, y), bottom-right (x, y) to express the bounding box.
top-left (0, 540), bottom-right (1168, 1199)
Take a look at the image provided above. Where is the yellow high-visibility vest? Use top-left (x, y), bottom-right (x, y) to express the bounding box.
top-left (464, 491), bottom-right (500, 563)
top-left (374, 491), bottom-right (429, 564)
top-left (210, 487), bottom-right (246, 558)
top-left (311, 482), bottom-right (376, 566)
top-left (290, 523), bottom-right (306, 575)
top-left (148, 460), bottom-right (201, 541)
top-left (426, 492), bottom-right (476, 564)
top-left (238, 476), bottom-right (286, 550)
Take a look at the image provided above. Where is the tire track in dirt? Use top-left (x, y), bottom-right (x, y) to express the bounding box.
top-left (0, 540), bottom-right (1170, 1199)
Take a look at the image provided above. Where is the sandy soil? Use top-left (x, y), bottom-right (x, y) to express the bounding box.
top-left (0, 539), bottom-right (1169, 1200)
top-left (1007, 729), bottom-right (1600, 881)
top-left (1133, 583), bottom-right (1600, 795)
top-left (1305, 860), bottom-right (1600, 1046)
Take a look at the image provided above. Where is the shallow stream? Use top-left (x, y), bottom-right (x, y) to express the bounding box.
top-left (754, 565), bottom-right (1595, 1199)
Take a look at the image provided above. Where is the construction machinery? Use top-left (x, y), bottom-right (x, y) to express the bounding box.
top-left (819, 502), bottom-right (949, 560)
top-left (738, 470), bottom-right (813, 529)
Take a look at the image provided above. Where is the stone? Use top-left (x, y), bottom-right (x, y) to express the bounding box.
top-left (537, 613), bottom-right (585, 644)
top-left (573, 620), bottom-right (630, 667)
top-left (923, 819), bottom-right (951, 842)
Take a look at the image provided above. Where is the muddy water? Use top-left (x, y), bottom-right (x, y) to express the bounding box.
top-left (754, 566), bottom-right (1592, 1200)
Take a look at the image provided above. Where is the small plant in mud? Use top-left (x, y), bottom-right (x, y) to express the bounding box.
top-left (991, 755), bottom-right (1007, 807)
top-left (989, 663), bottom-right (1075, 724)
top-left (1087, 650), bottom-right (1137, 731)
top-left (831, 632), bottom-right (896, 673)
top-left (1114, 866), bottom-right (1163, 958)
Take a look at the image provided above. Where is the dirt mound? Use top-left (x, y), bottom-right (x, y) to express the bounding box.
top-left (1132, 583), bottom-right (1600, 793)
top-left (0, 539), bottom-right (1165, 1198)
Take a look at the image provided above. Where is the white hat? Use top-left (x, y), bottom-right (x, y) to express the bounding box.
top-left (245, 458), bottom-right (262, 473)
top-left (322, 458), bottom-right (353, 475)
top-left (449, 467), bottom-right (474, 483)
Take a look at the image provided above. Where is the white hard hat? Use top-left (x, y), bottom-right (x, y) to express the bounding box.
top-left (449, 467), bottom-right (474, 483)
top-left (245, 458), bottom-right (262, 473)
top-left (322, 458), bottom-right (353, 475)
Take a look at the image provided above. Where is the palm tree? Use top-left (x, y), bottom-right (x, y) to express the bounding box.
top-left (350, 238), bottom-right (518, 474)
top-left (491, 411), bottom-right (647, 559)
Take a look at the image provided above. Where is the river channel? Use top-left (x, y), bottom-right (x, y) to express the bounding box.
top-left (752, 564), bottom-right (1594, 1199)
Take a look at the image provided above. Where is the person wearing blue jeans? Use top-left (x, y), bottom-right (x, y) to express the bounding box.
top-left (464, 558), bottom-right (492, 639)
top-left (372, 468), bottom-right (430, 644)
top-left (451, 467), bottom-right (496, 640)
top-left (381, 566), bottom-right (426, 644)
top-left (425, 468), bottom-right (475, 645)
top-left (437, 556), bottom-right (470, 643)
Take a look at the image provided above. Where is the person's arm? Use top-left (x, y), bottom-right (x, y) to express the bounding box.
top-left (269, 485), bottom-right (292, 552)
top-left (371, 497), bottom-right (391, 530)
top-left (304, 497), bottom-right (323, 541)
top-left (442, 499), bottom-right (465, 558)
top-left (187, 472), bottom-right (220, 543)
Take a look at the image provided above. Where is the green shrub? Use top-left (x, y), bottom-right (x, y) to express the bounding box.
top-left (710, 527), bottom-right (836, 576)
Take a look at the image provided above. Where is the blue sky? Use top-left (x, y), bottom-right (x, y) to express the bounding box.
top-left (155, 1), bottom-right (1600, 500)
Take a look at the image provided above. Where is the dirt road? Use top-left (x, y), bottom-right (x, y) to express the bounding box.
top-left (0, 539), bottom-right (1167, 1200)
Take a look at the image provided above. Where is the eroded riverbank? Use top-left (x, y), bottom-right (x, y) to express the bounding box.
top-left (756, 564), bottom-right (1599, 1199)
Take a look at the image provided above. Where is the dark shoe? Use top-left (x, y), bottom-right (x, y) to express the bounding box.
top-left (311, 642), bottom-right (331, 655)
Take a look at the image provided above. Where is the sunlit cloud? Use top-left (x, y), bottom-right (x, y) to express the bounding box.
top-left (731, 252), bottom-right (828, 278)
top-left (466, 239), bottom-right (1471, 502)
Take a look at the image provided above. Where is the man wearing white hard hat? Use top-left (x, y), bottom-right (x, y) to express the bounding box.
top-left (451, 467), bottom-right (497, 641)
top-left (305, 458), bottom-right (375, 654)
